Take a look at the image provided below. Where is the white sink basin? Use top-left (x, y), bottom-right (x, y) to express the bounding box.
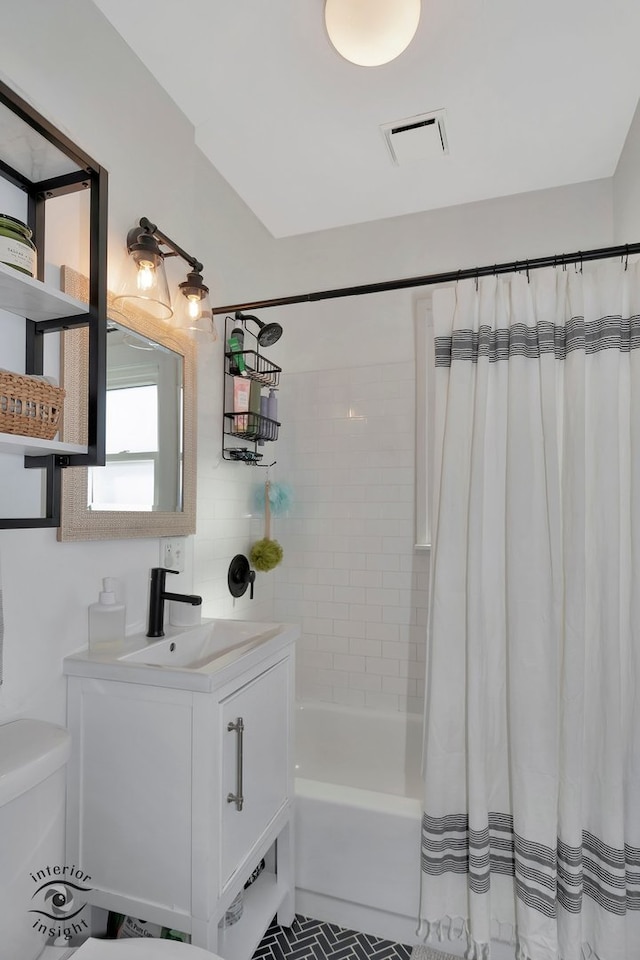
top-left (63, 618), bottom-right (298, 692)
top-left (119, 619), bottom-right (282, 669)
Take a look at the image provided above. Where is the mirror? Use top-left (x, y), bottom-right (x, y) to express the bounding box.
top-left (57, 266), bottom-right (196, 540)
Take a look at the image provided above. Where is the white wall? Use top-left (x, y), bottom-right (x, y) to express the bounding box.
top-left (197, 162), bottom-right (614, 310)
top-left (0, 0), bottom-right (266, 727)
top-left (613, 98), bottom-right (640, 242)
top-left (189, 153), bottom-right (277, 620)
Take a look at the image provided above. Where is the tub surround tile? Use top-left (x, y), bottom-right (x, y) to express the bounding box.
top-left (334, 619), bottom-right (366, 638)
top-left (365, 691), bottom-right (403, 710)
top-left (297, 676), bottom-right (333, 702)
top-left (333, 688), bottom-right (366, 708)
top-left (366, 657), bottom-right (400, 677)
top-left (274, 360), bottom-right (428, 714)
top-left (348, 673), bottom-right (382, 693)
top-left (333, 653), bottom-right (366, 673)
top-left (317, 634), bottom-right (351, 654)
top-left (253, 915), bottom-right (412, 960)
top-left (314, 668), bottom-right (351, 689)
top-left (318, 570), bottom-right (348, 587)
top-left (348, 638), bottom-right (382, 658)
top-left (365, 622), bottom-right (401, 642)
top-left (300, 650), bottom-right (336, 670)
top-left (399, 661), bottom-right (426, 681)
top-left (382, 676), bottom-right (419, 698)
top-left (350, 570), bottom-right (382, 588)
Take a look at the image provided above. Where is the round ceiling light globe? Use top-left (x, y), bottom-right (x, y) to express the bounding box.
top-left (325, 0), bottom-right (421, 67)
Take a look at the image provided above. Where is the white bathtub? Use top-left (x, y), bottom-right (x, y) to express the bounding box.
top-left (294, 703), bottom-right (517, 960)
top-left (294, 702), bottom-right (424, 945)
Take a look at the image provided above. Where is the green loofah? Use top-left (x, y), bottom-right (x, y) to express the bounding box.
top-left (250, 538), bottom-right (283, 572)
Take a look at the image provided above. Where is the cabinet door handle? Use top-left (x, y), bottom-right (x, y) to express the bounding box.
top-left (227, 717), bottom-right (244, 811)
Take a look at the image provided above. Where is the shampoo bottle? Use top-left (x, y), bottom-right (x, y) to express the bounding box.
top-left (267, 387), bottom-right (278, 421)
top-left (89, 578), bottom-right (126, 652)
top-left (266, 388), bottom-right (278, 441)
top-left (258, 392), bottom-right (269, 445)
top-left (228, 326), bottom-right (245, 375)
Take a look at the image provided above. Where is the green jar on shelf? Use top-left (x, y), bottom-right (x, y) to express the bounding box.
top-left (0, 214), bottom-right (37, 276)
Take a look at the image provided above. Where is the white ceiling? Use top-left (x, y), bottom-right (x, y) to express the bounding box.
top-left (92, 0), bottom-right (640, 239)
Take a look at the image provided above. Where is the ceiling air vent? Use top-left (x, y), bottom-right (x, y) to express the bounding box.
top-left (380, 110), bottom-right (448, 166)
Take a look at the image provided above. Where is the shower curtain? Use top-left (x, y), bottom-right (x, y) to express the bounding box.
top-left (419, 261), bottom-right (640, 960)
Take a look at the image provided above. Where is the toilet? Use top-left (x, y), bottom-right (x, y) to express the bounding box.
top-left (0, 719), bottom-right (220, 960)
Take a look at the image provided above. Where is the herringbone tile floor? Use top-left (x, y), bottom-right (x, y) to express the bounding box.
top-left (253, 915), bottom-right (412, 960)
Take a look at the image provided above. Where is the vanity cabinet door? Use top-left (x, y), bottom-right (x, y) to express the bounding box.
top-left (219, 656), bottom-right (290, 888)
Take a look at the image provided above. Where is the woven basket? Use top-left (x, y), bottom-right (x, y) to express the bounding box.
top-left (0, 370), bottom-right (65, 440)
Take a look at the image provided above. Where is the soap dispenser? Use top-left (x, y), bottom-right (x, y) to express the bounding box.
top-left (89, 578), bottom-right (126, 652)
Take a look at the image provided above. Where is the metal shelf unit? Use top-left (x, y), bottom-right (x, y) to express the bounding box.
top-left (0, 78), bottom-right (108, 527)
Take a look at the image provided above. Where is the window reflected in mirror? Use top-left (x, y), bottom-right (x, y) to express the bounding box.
top-left (89, 323), bottom-right (183, 513)
top-left (58, 266), bottom-right (196, 541)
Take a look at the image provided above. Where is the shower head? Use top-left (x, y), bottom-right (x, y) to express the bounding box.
top-left (235, 311), bottom-right (283, 348)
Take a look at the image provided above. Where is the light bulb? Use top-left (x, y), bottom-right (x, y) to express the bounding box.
top-left (136, 260), bottom-right (155, 292)
top-left (187, 296), bottom-right (201, 320)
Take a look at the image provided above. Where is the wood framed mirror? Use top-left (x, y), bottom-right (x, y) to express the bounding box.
top-left (57, 266), bottom-right (196, 540)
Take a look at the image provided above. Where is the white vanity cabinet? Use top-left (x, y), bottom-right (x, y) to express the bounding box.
top-left (65, 630), bottom-right (295, 960)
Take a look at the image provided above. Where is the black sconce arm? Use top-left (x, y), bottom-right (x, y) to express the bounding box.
top-left (130, 216), bottom-right (203, 273)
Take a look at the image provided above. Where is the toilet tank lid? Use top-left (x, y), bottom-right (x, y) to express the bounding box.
top-left (0, 719), bottom-right (71, 807)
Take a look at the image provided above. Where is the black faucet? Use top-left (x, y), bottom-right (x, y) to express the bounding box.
top-left (147, 567), bottom-right (202, 638)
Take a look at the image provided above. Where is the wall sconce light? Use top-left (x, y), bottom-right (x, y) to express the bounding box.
top-left (235, 311), bottom-right (283, 348)
top-left (178, 269), bottom-right (212, 333)
top-left (113, 217), bottom-right (215, 338)
top-left (324, 0), bottom-right (421, 67)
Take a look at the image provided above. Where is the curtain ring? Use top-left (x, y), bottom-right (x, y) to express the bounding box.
top-left (474, 270), bottom-right (479, 292)
top-left (624, 245), bottom-right (629, 271)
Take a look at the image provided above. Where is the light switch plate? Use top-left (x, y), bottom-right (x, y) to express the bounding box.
top-left (160, 537), bottom-right (185, 573)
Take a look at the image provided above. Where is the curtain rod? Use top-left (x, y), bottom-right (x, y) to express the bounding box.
top-left (211, 241), bottom-right (640, 315)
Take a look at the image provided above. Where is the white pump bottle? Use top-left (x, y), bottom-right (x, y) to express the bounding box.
top-left (89, 577), bottom-right (126, 652)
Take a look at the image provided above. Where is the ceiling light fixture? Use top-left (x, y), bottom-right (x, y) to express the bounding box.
top-left (324, 0), bottom-right (421, 67)
top-left (113, 217), bottom-right (214, 338)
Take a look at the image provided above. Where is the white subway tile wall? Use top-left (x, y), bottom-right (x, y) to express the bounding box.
top-left (272, 363), bottom-right (429, 713)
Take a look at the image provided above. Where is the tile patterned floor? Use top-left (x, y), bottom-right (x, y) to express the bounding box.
top-left (253, 915), bottom-right (412, 960)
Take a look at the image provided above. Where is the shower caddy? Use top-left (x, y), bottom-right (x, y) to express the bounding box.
top-left (222, 314), bottom-right (281, 466)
